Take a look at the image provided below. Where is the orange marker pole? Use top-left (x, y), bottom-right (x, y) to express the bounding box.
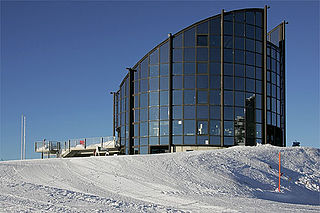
top-left (278, 152), bottom-right (281, 192)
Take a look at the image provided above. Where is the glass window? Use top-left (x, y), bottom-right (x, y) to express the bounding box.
top-left (184, 120), bottom-right (195, 135)
top-left (256, 80), bottom-right (262, 94)
top-left (173, 76), bottom-right (183, 89)
top-left (160, 77), bottom-right (168, 90)
top-left (256, 109), bottom-right (262, 123)
top-left (197, 105), bottom-right (209, 119)
top-left (140, 122), bottom-right (148, 137)
top-left (173, 106), bottom-right (182, 119)
top-left (224, 63), bottom-right (233, 76)
top-left (197, 63), bottom-right (208, 74)
top-left (224, 76), bottom-right (234, 90)
top-left (173, 136), bottom-right (182, 144)
top-left (173, 34), bottom-right (182, 48)
top-left (160, 121), bottom-right (169, 136)
top-left (184, 27), bottom-right (195, 47)
top-left (255, 27), bottom-right (262, 41)
top-left (224, 36), bottom-right (233, 48)
top-left (184, 62), bottom-right (195, 74)
top-left (224, 121), bottom-right (234, 136)
top-left (197, 47), bottom-right (208, 61)
top-left (255, 12), bottom-right (262, 27)
top-left (173, 63), bottom-right (182, 75)
top-left (140, 108), bottom-right (147, 121)
top-left (149, 77), bottom-right (159, 91)
top-left (246, 38), bottom-right (254, 52)
top-left (256, 67), bottom-right (262, 80)
top-left (197, 35), bottom-right (208, 46)
top-left (224, 21), bottom-right (233, 35)
top-left (246, 11), bottom-right (254, 25)
top-left (149, 107), bottom-right (159, 121)
top-left (140, 79), bottom-right (148, 93)
top-left (224, 137), bottom-right (234, 146)
top-left (140, 146), bottom-right (148, 154)
top-left (197, 136), bottom-right (209, 145)
top-left (149, 121), bottom-right (159, 136)
top-left (184, 105), bottom-right (195, 119)
top-left (235, 64), bottom-right (244, 77)
top-left (210, 105), bottom-right (220, 119)
top-left (150, 49), bottom-right (159, 65)
top-left (210, 62), bottom-right (221, 75)
top-left (246, 51), bottom-right (254, 66)
top-left (197, 121), bottom-right (208, 135)
top-left (210, 35), bottom-right (220, 47)
top-left (234, 50), bottom-right (245, 64)
top-left (210, 74), bottom-right (220, 89)
top-left (210, 17), bottom-right (221, 34)
top-left (197, 90), bottom-right (208, 104)
top-left (235, 91), bottom-right (245, 106)
top-left (246, 25), bottom-right (254, 39)
top-left (160, 136), bottom-right (169, 145)
top-left (160, 64), bottom-right (169, 76)
top-left (184, 76), bottom-right (195, 89)
top-left (234, 107), bottom-right (245, 119)
top-left (256, 53), bottom-right (262, 67)
top-left (224, 90), bottom-right (234, 106)
top-left (173, 48), bottom-right (182, 62)
top-left (235, 37), bottom-right (244, 50)
top-left (141, 58), bottom-right (148, 79)
top-left (134, 109), bottom-right (139, 122)
top-left (256, 123), bottom-right (262, 138)
top-left (160, 42), bottom-right (169, 63)
top-left (197, 75), bottom-right (208, 89)
top-left (149, 137), bottom-right (158, 145)
top-left (134, 95), bottom-right (139, 108)
top-left (256, 41), bottom-right (262, 54)
top-left (224, 49), bottom-right (233, 63)
top-left (224, 106), bottom-right (234, 120)
top-left (184, 136), bottom-right (195, 144)
top-left (210, 90), bottom-right (221, 105)
top-left (140, 93), bottom-right (148, 108)
top-left (246, 65), bottom-right (255, 78)
top-left (209, 47), bottom-right (220, 62)
top-left (246, 78), bottom-right (255, 92)
top-left (210, 135), bottom-right (220, 145)
top-left (197, 21), bottom-right (208, 34)
top-left (160, 90), bottom-right (168, 106)
top-left (235, 22), bottom-right (244, 37)
top-left (149, 91), bottom-right (159, 106)
top-left (173, 120), bottom-right (183, 135)
top-left (210, 120), bottom-right (220, 135)
top-left (140, 137), bottom-right (148, 146)
top-left (160, 106), bottom-right (168, 120)
top-left (184, 48), bottom-right (195, 61)
top-left (173, 90), bottom-right (183, 105)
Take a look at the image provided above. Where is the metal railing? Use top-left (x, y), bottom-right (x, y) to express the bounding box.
top-left (61, 136), bottom-right (117, 152)
top-left (35, 141), bottom-right (60, 153)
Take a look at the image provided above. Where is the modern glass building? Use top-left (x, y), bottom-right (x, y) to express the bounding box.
top-left (112, 7), bottom-right (286, 155)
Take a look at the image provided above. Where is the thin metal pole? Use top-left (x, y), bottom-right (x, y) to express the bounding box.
top-left (278, 152), bottom-right (281, 192)
top-left (23, 115), bottom-right (26, 160)
top-left (168, 33), bottom-right (173, 152)
top-left (263, 5), bottom-right (268, 144)
top-left (21, 114), bottom-right (23, 160)
top-left (220, 9), bottom-right (224, 147)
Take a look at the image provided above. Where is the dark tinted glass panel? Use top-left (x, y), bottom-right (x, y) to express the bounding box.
top-left (246, 65), bottom-right (255, 78)
top-left (149, 91), bottom-right (159, 106)
top-left (197, 63), bottom-right (208, 74)
top-left (224, 49), bottom-right (233, 63)
top-left (184, 48), bottom-right (195, 61)
top-left (210, 62), bottom-right (221, 75)
top-left (184, 136), bottom-right (195, 144)
top-left (255, 27), bottom-right (262, 41)
top-left (235, 22), bottom-right (244, 37)
top-left (210, 17), bottom-right (221, 34)
top-left (160, 136), bottom-right (169, 144)
top-left (173, 120), bottom-right (183, 135)
top-left (149, 137), bottom-right (158, 145)
top-left (224, 107), bottom-right (234, 120)
top-left (134, 109), bottom-right (139, 122)
top-left (173, 48), bottom-right (182, 62)
top-left (197, 121), bottom-right (208, 135)
top-left (140, 122), bottom-right (148, 136)
top-left (149, 121), bottom-right (159, 136)
top-left (173, 76), bottom-right (183, 89)
top-left (224, 36), bottom-right (233, 48)
top-left (256, 109), bottom-right (262, 123)
top-left (160, 90), bottom-right (168, 105)
top-left (235, 64), bottom-right (244, 77)
top-left (224, 21), bottom-right (233, 35)
top-left (224, 76), bottom-right (234, 90)
top-left (184, 28), bottom-right (195, 47)
top-left (197, 35), bottom-right (208, 46)
top-left (160, 121), bottom-right (169, 136)
top-left (209, 48), bottom-right (220, 62)
top-left (235, 37), bottom-right (244, 50)
top-left (184, 106), bottom-right (195, 119)
top-left (246, 11), bottom-right (254, 25)
top-left (235, 107), bottom-right (245, 119)
top-left (173, 106), bottom-right (182, 119)
top-left (246, 38), bottom-right (254, 52)
top-left (173, 63), bottom-right (182, 75)
top-left (224, 121), bottom-right (234, 136)
top-left (256, 67), bottom-right (262, 80)
top-left (234, 50), bottom-right (245, 64)
top-left (160, 106), bottom-right (168, 120)
top-left (173, 136), bottom-right (182, 144)
top-left (210, 105), bottom-right (220, 119)
top-left (149, 78), bottom-right (159, 91)
top-left (149, 107), bottom-right (159, 121)
top-left (184, 76), bottom-right (195, 89)
top-left (160, 64), bottom-right (169, 76)
top-left (256, 53), bottom-right (262, 67)
top-left (256, 41), bottom-right (262, 53)
top-left (197, 21), bottom-right (208, 34)
top-left (150, 49), bottom-right (159, 65)
top-left (246, 51), bottom-right (254, 66)
top-left (173, 90), bottom-right (183, 105)
top-left (224, 137), bottom-right (234, 145)
top-left (173, 34), bottom-right (182, 48)
top-left (255, 12), bottom-right (262, 27)
top-left (224, 63), bottom-right (233, 76)
top-left (246, 25), bottom-right (255, 39)
top-left (246, 78), bottom-right (255, 92)
top-left (210, 35), bottom-right (220, 47)
top-left (141, 58), bottom-right (148, 79)
top-left (184, 90), bottom-right (196, 104)
top-left (197, 105), bottom-right (209, 119)
top-left (234, 12), bottom-right (245, 23)
top-left (256, 80), bottom-right (262, 93)
top-left (198, 136), bottom-right (209, 145)
top-left (235, 91), bottom-right (245, 106)
top-left (210, 75), bottom-right (220, 89)
top-left (140, 108), bottom-right (147, 121)
top-left (184, 62), bottom-right (195, 74)
top-left (160, 42), bottom-right (169, 63)
top-left (197, 90), bottom-right (208, 104)
top-left (184, 120), bottom-right (195, 135)
top-left (210, 120), bottom-right (220, 135)
top-left (140, 93), bottom-right (148, 108)
top-left (210, 90), bottom-right (221, 105)
top-left (224, 90), bottom-right (233, 106)
top-left (197, 75), bottom-right (208, 89)
top-left (197, 48), bottom-right (208, 61)
top-left (210, 136), bottom-right (220, 145)
top-left (160, 77), bottom-right (168, 90)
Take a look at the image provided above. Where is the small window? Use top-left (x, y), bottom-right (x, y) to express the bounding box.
top-left (197, 35), bottom-right (208, 46)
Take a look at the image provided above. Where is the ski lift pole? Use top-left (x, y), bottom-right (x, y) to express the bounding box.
top-left (278, 151), bottom-right (281, 192)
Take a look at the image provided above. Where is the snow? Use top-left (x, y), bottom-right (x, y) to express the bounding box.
top-left (0, 145), bottom-right (319, 212)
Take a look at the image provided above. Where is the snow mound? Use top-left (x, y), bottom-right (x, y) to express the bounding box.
top-left (0, 145), bottom-right (319, 212)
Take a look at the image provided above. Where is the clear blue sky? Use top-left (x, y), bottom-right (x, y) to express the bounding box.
top-left (1, 1), bottom-right (319, 160)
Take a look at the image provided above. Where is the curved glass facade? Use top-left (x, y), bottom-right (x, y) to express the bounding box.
top-left (114, 8), bottom-right (286, 155)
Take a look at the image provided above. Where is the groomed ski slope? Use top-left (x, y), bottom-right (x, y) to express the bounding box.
top-left (0, 145), bottom-right (319, 212)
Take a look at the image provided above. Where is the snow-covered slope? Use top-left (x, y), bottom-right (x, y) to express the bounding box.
top-left (0, 145), bottom-right (319, 212)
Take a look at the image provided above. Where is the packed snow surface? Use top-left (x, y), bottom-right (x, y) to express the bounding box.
top-left (0, 145), bottom-right (319, 212)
